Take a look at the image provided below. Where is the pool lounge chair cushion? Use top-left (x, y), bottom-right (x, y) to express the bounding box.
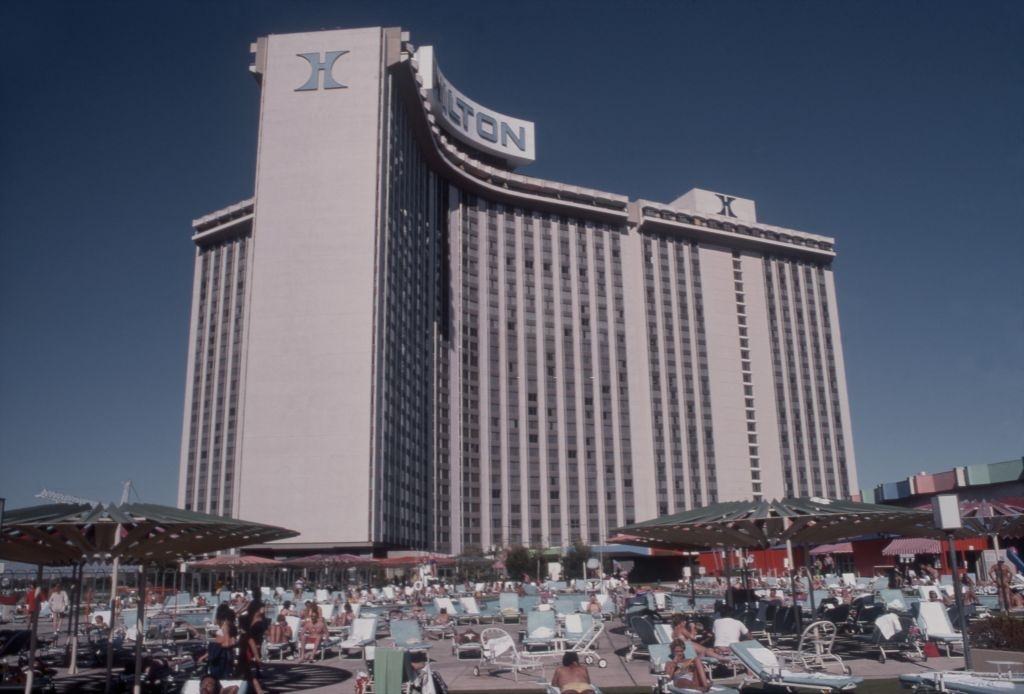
top-left (900, 673), bottom-right (1024, 694)
top-left (731, 641), bottom-right (862, 691)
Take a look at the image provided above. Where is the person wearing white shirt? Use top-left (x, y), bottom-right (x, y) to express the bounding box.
top-left (712, 616), bottom-right (749, 653)
top-left (49, 583), bottom-right (69, 641)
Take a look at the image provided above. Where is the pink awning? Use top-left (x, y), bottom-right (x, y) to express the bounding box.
top-left (882, 538), bottom-right (942, 556)
top-left (810, 542), bottom-right (854, 555)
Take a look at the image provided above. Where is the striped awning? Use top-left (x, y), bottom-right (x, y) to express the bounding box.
top-left (810, 542), bottom-right (854, 555)
top-left (882, 537), bottom-right (942, 556)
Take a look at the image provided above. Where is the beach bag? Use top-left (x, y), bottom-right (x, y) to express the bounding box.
top-left (922, 641), bottom-right (940, 658)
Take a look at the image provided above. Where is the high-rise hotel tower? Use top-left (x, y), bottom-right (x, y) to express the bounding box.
top-left (177, 27), bottom-right (858, 554)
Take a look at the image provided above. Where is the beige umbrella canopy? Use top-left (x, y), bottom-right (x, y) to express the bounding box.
top-left (613, 497), bottom-right (933, 550)
top-left (0, 501), bottom-right (297, 694)
top-left (190, 554), bottom-right (283, 569)
top-left (0, 502), bottom-right (298, 565)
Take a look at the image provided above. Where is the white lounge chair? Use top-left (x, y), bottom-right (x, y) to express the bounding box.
top-left (563, 613), bottom-right (607, 668)
top-left (900, 672), bottom-right (1024, 694)
top-left (916, 602), bottom-right (962, 657)
top-left (731, 640), bottom-right (862, 693)
top-left (181, 680), bottom-right (249, 694)
top-left (776, 620), bottom-right (851, 674)
top-left (523, 609), bottom-right (559, 651)
top-left (474, 627), bottom-right (544, 681)
top-left (339, 616), bottom-right (377, 657)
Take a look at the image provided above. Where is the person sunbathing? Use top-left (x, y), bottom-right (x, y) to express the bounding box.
top-left (299, 605), bottom-right (327, 662)
top-left (550, 651), bottom-right (594, 694)
top-left (665, 639), bottom-right (711, 693)
top-left (332, 602), bottom-right (355, 627)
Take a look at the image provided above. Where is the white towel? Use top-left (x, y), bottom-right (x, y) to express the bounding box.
top-left (876, 613), bottom-right (901, 640)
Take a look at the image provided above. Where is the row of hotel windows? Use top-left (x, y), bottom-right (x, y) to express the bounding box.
top-left (457, 195), bottom-right (635, 549)
top-left (184, 235), bottom-right (248, 516)
top-left (377, 89), bottom-right (440, 547)
top-left (764, 258), bottom-right (849, 499)
top-left (643, 234), bottom-right (718, 515)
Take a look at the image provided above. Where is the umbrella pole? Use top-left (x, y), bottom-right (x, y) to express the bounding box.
top-left (724, 550), bottom-right (733, 611)
top-left (104, 553), bottom-right (121, 694)
top-left (992, 534), bottom-right (1008, 612)
top-left (24, 564), bottom-right (43, 694)
top-left (803, 543), bottom-right (815, 619)
top-left (786, 540), bottom-right (797, 608)
top-left (133, 566), bottom-right (146, 694)
top-left (946, 532), bottom-right (972, 670)
top-left (68, 563), bottom-right (84, 674)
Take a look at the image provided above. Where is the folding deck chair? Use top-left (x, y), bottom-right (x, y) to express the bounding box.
top-left (459, 596), bottom-right (489, 623)
top-left (649, 643), bottom-right (739, 694)
top-left (562, 613), bottom-right (607, 668)
top-left (776, 620), bottom-right (851, 674)
top-left (857, 613), bottom-right (923, 663)
top-left (916, 602), bottom-right (962, 657)
top-left (523, 609), bottom-right (559, 652)
top-left (339, 615), bottom-right (377, 657)
top-left (181, 680), bottom-right (249, 694)
top-left (731, 640), bottom-right (863, 693)
top-left (900, 673), bottom-right (1024, 694)
top-left (879, 589), bottom-right (909, 612)
top-left (625, 614), bottom-right (659, 662)
top-left (389, 618), bottom-right (431, 652)
top-left (475, 627), bottom-right (544, 681)
top-left (499, 592), bottom-right (521, 623)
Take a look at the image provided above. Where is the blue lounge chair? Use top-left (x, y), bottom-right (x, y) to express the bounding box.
top-left (900, 673), bottom-right (1024, 694)
top-left (731, 640), bottom-right (863, 693)
top-left (499, 592), bottom-right (521, 623)
top-left (523, 609), bottom-right (558, 651)
top-left (389, 618), bottom-right (432, 652)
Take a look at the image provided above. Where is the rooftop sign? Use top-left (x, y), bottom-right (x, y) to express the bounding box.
top-left (415, 46), bottom-right (535, 168)
top-left (672, 188), bottom-right (757, 223)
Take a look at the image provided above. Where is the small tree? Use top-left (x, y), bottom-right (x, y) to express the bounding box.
top-left (457, 544), bottom-right (493, 582)
top-left (562, 539), bottom-right (593, 580)
top-left (504, 545), bottom-right (534, 581)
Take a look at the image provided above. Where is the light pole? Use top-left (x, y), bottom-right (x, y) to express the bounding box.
top-left (933, 494), bottom-right (972, 670)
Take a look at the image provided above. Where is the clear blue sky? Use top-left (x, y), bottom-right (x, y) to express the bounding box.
top-left (1, 1), bottom-right (1021, 510)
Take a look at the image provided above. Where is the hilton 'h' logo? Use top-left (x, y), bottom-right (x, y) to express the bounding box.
top-left (715, 193), bottom-right (737, 218)
top-left (296, 50), bottom-right (349, 91)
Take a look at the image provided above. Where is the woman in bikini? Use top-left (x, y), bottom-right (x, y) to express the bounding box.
top-left (665, 639), bottom-right (712, 693)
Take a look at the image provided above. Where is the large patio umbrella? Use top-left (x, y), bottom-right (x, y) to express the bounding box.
top-left (881, 537), bottom-right (942, 556)
top-left (809, 542), bottom-right (854, 556)
top-left (190, 554), bottom-right (282, 569)
top-left (0, 502), bottom-right (298, 564)
top-left (614, 497), bottom-right (931, 550)
top-left (0, 501), bottom-right (297, 694)
top-left (613, 497), bottom-right (932, 610)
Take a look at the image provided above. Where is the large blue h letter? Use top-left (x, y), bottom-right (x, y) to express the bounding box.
top-left (296, 51), bottom-right (349, 91)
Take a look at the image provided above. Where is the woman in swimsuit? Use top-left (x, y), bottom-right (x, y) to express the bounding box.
top-left (665, 639), bottom-right (711, 693)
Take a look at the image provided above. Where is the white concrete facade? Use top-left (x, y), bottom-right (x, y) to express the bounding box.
top-left (177, 26), bottom-right (859, 553)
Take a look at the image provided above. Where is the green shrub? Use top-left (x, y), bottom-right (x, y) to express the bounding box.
top-left (969, 614), bottom-right (1024, 650)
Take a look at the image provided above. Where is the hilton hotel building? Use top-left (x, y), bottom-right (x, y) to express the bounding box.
top-left (177, 27), bottom-right (859, 554)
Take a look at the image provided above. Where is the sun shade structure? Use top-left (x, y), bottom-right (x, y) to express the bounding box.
top-left (925, 499), bottom-right (1024, 538)
top-left (809, 542), bottom-right (854, 555)
top-left (882, 537), bottom-right (942, 556)
top-left (189, 554), bottom-right (283, 569)
top-left (284, 553), bottom-right (376, 568)
top-left (612, 497), bottom-right (933, 550)
top-left (0, 502), bottom-right (298, 566)
top-left (377, 553), bottom-right (456, 568)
